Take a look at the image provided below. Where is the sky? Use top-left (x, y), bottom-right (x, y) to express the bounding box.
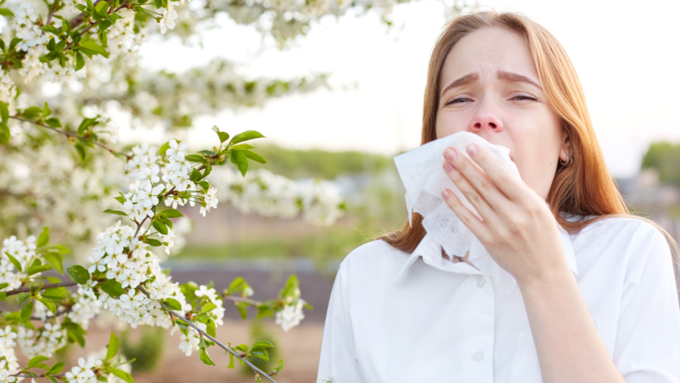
top-left (127, 0), bottom-right (680, 178)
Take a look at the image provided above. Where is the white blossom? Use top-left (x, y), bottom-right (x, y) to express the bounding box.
top-left (275, 299), bottom-right (306, 332)
top-left (159, 3), bottom-right (178, 34)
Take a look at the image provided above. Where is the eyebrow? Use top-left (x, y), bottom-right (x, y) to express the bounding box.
top-left (440, 71), bottom-right (543, 97)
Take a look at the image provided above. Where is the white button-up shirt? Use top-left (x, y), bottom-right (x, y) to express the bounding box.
top-left (316, 215), bottom-right (680, 382)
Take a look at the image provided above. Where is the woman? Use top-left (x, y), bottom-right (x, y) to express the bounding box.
top-left (316, 10), bottom-right (680, 383)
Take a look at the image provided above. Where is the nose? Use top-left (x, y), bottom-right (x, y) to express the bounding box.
top-left (469, 106), bottom-right (503, 133)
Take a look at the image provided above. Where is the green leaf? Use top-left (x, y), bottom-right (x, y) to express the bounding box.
top-left (230, 143), bottom-right (255, 151)
top-left (41, 287), bottom-right (67, 301)
top-left (235, 301), bottom-right (248, 320)
top-left (158, 140), bottom-right (170, 155)
top-left (79, 40), bottom-right (109, 58)
top-left (152, 220), bottom-right (168, 235)
top-left (0, 101), bottom-right (8, 124)
top-left (185, 154), bottom-right (205, 163)
top-left (66, 265), bottom-right (90, 284)
top-left (48, 362), bottom-right (64, 375)
top-left (37, 227), bottom-right (50, 247)
top-left (0, 123), bottom-right (9, 145)
top-left (251, 340), bottom-right (274, 351)
top-left (38, 297), bottom-right (57, 314)
top-left (243, 150), bottom-right (267, 164)
top-left (28, 264), bottom-right (53, 276)
top-left (103, 209), bottom-right (127, 216)
top-left (0, 8), bottom-right (15, 17)
top-left (16, 292), bottom-right (31, 305)
top-left (46, 244), bottom-right (69, 254)
top-left (4, 252), bottom-right (22, 272)
top-left (106, 332), bottom-right (119, 360)
top-left (0, 283), bottom-right (7, 290)
top-left (206, 318), bottom-right (216, 338)
top-left (162, 298), bottom-right (181, 311)
top-left (198, 347), bottom-right (215, 366)
top-left (45, 117), bottom-right (62, 128)
top-left (228, 351), bottom-right (234, 368)
top-left (229, 150), bottom-right (248, 176)
top-left (21, 300), bottom-right (34, 322)
top-left (22, 106), bottom-right (43, 120)
top-left (145, 238), bottom-right (162, 247)
top-left (251, 349), bottom-right (269, 361)
top-left (230, 130), bottom-right (265, 145)
top-left (217, 131), bottom-right (229, 143)
top-left (161, 209), bottom-right (183, 219)
top-left (27, 355), bottom-right (50, 368)
top-left (109, 368), bottom-right (133, 383)
top-left (199, 302), bottom-right (216, 314)
top-left (74, 52), bottom-right (85, 71)
top-left (99, 279), bottom-right (125, 297)
top-left (74, 144), bottom-right (86, 162)
top-left (42, 102), bottom-right (51, 118)
top-left (95, 1), bottom-right (109, 14)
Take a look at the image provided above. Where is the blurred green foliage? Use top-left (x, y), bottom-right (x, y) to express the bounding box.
top-left (239, 320), bottom-right (280, 376)
top-left (641, 142), bottom-right (680, 186)
top-left (121, 327), bottom-right (166, 372)
top-left (249, 144), bottom-right (393, 179)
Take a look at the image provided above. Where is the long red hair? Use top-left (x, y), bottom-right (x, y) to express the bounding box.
top-left (377, 10), bottom-right (679, 288)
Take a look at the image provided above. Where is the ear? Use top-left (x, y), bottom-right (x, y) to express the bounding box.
top-left (559, 128), bottom-right (573, 162)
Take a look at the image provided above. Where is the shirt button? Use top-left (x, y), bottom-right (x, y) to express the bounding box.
top-left (476, 276), bottom-right (486, 288)
top-left (472, 351), bottom-right (484, 361)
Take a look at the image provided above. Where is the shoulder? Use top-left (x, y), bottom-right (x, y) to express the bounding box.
top-left (339, 239), bottom-right (406, 271)
top-left (334, 239), bottom-right (410, 288)
top-left (574, 214), bottom-right (673, 282)
top-left (576, 214), bottom-right (667, 247)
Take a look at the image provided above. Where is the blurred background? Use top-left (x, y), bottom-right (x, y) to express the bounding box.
top-left (2, 0), bottom-right (680, 381)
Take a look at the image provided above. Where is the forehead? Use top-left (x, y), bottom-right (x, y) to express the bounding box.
top-left (439, 26), bottom-right (539, 87)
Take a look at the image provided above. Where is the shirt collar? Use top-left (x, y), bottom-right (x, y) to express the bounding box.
top-left (390, 217), bottom-right (578, 287)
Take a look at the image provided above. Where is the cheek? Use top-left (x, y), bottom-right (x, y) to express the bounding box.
top-left (435, 110), bottom-right (470, 139)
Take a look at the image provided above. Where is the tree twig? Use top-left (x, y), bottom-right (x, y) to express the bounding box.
top-left (31, 308), bottom-right (71, 321)
top-left (5, 281), bottom-right (77, 297)
top-left (137, 286), bottom-right (279, 383)
top-left (9, 116), bottom-right (125, 158)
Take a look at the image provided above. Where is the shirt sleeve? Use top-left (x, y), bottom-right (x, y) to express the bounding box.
top-left (316, 260), bottom-right (364, 383)
top-left (614, 223), bottom-right (680, 383)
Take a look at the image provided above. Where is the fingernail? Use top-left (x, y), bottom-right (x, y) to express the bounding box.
top-left (467, 144), bottom-right (478, 155)
top-left (444, 163), bottom-right (454, 172)
top-left (442, 189), bottom-right (451, 199)
top-left (444, 148), bottom-right (457, 161)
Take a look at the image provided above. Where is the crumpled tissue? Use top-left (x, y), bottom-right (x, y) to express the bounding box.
top-left (394, 131), bottom-right (522, 288)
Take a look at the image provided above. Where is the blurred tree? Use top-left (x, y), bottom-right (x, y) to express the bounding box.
top-left (250, 144), bottom-right (393, 179)
top-left (641, 142), bottom-right (680, 186)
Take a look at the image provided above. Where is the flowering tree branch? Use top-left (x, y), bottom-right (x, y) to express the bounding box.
top-left (8, 115), bottom-right (125, 158)
top-left (5, 281), bottom-right (77, 297)
top-left (138, 286), bottom-right (279, 383)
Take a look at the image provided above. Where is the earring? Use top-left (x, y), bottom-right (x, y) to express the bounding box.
top-left (559, 155), bottom-right (573, 166)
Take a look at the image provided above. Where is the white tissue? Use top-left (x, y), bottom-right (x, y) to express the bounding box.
top-left (394, 131), bottom-right (522, 275)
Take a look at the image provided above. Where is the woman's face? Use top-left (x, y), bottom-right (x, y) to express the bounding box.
top-left (435, 26), bottom-right (570, 200)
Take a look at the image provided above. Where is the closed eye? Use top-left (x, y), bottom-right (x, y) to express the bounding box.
top-left (512, 95), bottom-right (537, 101)
top-left (445, 98), bottom-right (472, 105)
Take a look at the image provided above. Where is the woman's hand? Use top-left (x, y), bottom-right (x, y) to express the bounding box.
top-left (440, 144), bottom-right (568, 285)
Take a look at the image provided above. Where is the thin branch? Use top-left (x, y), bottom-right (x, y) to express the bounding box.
top-left (31, 308), bottom-right (71, 321)
top-left (138, 286), bottom-right (279, 383)
top-left (10, 116), bottom-right (125, 158)
top-left (68, 0), bottom-right (104, 29)
top-left (5, 281), bottom-right (77, 297)
top-left (222, 295), bottom-right (261, 307)
top-left (45, 0), bottom-right (59, 26)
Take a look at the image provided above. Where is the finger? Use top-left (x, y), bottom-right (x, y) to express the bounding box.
top-left (444, 147), bottom-right (512, 213)
top-left (461, 144), bottom-right (528, 203)
top-left (443, 161), bottom-right (496, 222)
top-left (441, 187), bottom-right (489, 241)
